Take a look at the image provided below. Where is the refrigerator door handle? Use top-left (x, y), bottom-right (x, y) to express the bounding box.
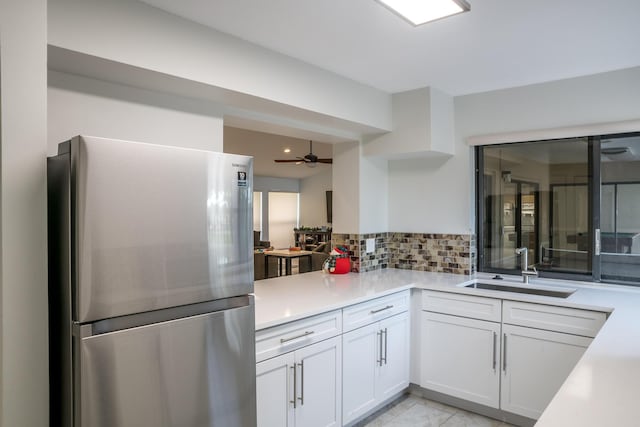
top-left (87, 296), bottom-right (251, 336)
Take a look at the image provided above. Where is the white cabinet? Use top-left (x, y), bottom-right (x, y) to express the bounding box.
top-left (421, 311), bottom-right (501, 408)
top-left (256, 310), bottom-right (342, 427)
top-left (377, 313), bottom-right (410, 401)
top-left (257, 352), bottom-right (295, 427)
top-left (343, 291), bottom-right (410, 332)
top-left (257, 337), bottom-right (342, 427)
top-left (342, 323), bottom-right (378, 423)
top-left (342, 293), bottom-right (410, 425)
top-left (501, 323), bottom-right (592, 419)
top-left (420, 290), bottom-right (605, 421)
top-left (500, 300), bottom-right (602, 419)
top-left (256, 310), bottom-right (342, 363)
top-left (295, 337), bottom-right (342, 427)
top-left (502, 300), bottom-right (606, 338)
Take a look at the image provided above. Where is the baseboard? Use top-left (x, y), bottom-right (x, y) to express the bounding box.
top-left (408, 384), bottom-right (537, 427)
top-left (344, 389), bottom-right (410, 427)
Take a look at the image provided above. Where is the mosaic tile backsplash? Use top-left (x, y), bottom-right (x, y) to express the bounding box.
top-left (332, 233), bottom-right (389, 273)
top-left (332, 232), bottom-right (475, 275)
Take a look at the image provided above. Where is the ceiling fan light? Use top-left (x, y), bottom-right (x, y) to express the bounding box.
top-left (306, 162), bottom-right (317, 168)
top-left (377, 0), bottom-right (470, 26)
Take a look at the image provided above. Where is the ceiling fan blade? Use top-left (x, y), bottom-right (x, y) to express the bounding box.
top-left (274, 159), bottom-right (301, 163)
top-left (316, 159), bottom-right (333, 164)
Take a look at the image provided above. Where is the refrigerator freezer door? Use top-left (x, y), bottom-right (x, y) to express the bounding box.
top-left (66, 136), bottom-right (253, 322)
top-left (79, 300), bottom-right (256, 427)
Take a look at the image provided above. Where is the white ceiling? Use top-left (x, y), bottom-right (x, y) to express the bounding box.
top-left (138, 0), bottom-right (640, 95)
top-left (224, 126), bottom-right (332, 179)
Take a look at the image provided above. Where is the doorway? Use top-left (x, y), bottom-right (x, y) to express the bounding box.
top-left (487, 178), bottom-right (539, 270)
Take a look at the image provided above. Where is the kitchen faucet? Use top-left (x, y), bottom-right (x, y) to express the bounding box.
top-left (515, 247), bottom-right (538, 284)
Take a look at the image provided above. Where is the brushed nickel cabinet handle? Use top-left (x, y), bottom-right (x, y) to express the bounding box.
top-left (492, 332), bottom-right (497, 371)
top-left (280, 331), bottom-right (314, 344)
top-left (503, 333), bottom-right (507, 372)
top-left (290, 365), bottom-right (297, 408)
top-left (297, 361), bottom-right (304, 406)
top-left (377, 330), bottom-right (383, 366)
top-left (383, 328), bottom-right (388, 365)
top-left (370, 305), bottom-right (394, 314)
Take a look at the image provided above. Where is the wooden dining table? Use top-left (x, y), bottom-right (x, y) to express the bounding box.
top-left (264, 249), bottom-right (313, 277)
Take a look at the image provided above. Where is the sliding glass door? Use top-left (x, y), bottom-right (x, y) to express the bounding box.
top-left (550, 184), bottom-right (590, 273)
top-left (477, 133), bottom-right (640, 285)
top-left (599, 135), bottom-right (640, 284)
top-left (483, 178), bottom-right (538, 270)
top-left (478, 138), bottom-right (590, 277)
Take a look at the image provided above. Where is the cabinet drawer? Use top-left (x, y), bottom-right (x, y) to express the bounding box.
top-left (343, 290), bottom-right (410, 333)
top-left (256, 310), bottom-right (342, 362)
top-left (422, 290), bottom-right (501, 322)
top-left (502, 300), bottom-right (606, 337)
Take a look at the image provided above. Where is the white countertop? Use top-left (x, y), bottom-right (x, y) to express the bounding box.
top-left (254, 268), bottom-right (640, 427)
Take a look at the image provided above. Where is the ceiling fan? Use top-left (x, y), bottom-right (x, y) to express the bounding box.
top-left (274, 141), bottom-right (332, 167)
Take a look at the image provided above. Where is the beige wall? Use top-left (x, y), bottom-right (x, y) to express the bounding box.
top-left (299, 169), bottom-right (332, 228)
top-left (0, 0), bottom-right (49, 426)
top-left (48, 71), bottom-right (224, 153)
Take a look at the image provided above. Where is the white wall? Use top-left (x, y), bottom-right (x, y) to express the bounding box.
top-left (0, 1), bottom-right (49, 426)
top-left (253, 176), bottom-right (299, 242)
top-left (388, 66), bottom-right (640, 234)
top-left (359, 154), bottom-right (388, 234)
top-left (364, 87), bottom-right (454, 159)
top-left (48, 0), bottom-right (392, 133)
top-left (332, 141), bottom-right (360, 234)
top-left (254, 176), bottom-right (299, 193)
top-left (332, 139), bottom-right (390, 234)
top-left (299, 168), bottom-right (332, 227)
top-left (223, 126), bottom-right (332, 180)
top-left (268, 192), bottom-right (299, 249)
top-left (48, 71), bottom-right (224, 153)
top-left (388, 155), bottom-right (468, 233)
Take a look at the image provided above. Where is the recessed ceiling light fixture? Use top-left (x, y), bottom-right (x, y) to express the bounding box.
top-left (377, 0), bottom-right (470, 26)
top-left (283, 148), bottom-right (291, 153)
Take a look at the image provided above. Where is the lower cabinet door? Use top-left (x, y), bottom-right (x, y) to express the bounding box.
top-left (500, 324), bottom-right (592, 419)
top-left (342, 323), bottom-right (380, 425)
top-left (294, 336), bottom-right (342, 427)
top-left (256, 352), bottom-right (296, 427)
top-left (421, 311), bottom-right (501, 408)
top-left (377, 312), bottom-right (410, 402)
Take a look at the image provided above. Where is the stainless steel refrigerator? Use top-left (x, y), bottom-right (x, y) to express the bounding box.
top-left (48, 136), bottom-right (256, 427)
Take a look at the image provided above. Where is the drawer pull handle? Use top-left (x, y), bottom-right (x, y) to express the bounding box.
top-left (370, 305), bottom-right (394, 314)
top-left (280, 331), bottom-right (315, 344)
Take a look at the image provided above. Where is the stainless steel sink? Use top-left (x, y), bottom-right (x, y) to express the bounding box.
top-left (464, 282), bottom-right (576, 298)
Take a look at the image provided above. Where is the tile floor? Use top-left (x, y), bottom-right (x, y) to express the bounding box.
top-left (357, 394), bottom-right (515, 427)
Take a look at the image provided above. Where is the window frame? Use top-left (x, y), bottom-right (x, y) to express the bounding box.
top-left (475, 132), bottom-right (640, 286)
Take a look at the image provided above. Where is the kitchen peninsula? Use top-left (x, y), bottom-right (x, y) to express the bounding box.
top-left (254, 269), bottom-right (640, 427)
